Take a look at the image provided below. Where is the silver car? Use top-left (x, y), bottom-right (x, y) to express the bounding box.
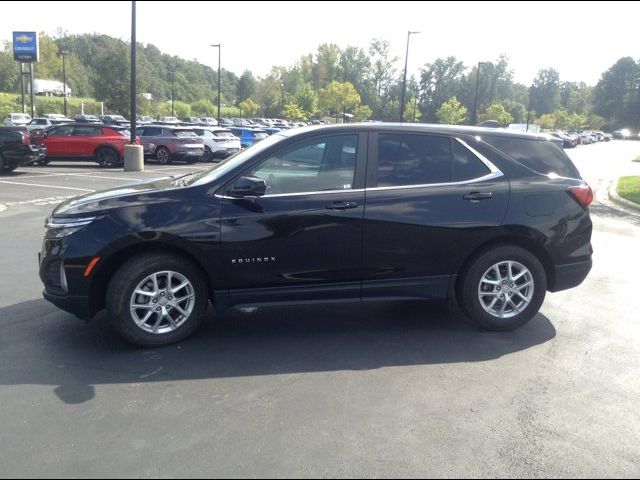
top-left (191, 127), bottom-right (241, 162)
top-left (138, 126), bottom-right (204, 164)
top-left (4, 113), bottom-right (32, 127)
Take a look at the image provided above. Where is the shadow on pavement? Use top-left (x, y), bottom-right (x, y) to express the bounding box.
top-left (591, 202), bottom-right (640, 227)
top-left (0, 298), bottom-right (556, 404)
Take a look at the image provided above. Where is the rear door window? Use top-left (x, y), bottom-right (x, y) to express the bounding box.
top-left (483, 136), bottom-right (580, 178)
top-left (73, 125), bottom-right (102, 136)
top-left (142, 127), bottom-right (161, 137)
top-left (376, 134), bottom-right (452, 187)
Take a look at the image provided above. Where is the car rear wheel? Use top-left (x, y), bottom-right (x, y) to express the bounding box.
top-left (106, 253), bottom-right (209, 347)
top-left (457, 245), bottom-right (546, 331)
top-left (155, 146), bottom-right (171, 164)
top-left (95, 148), bottom-right (120, 168)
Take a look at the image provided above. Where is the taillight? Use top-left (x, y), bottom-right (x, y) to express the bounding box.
top-left (567, 184), bottom-right (593, 209)
top-left (23, 131), bottom-right (30, 145)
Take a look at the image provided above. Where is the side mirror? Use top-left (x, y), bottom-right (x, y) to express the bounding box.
top-left (229, 176), bottom-right (266, 197)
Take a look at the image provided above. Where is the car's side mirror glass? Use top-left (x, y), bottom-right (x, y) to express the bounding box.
top-left (229, 176), bottom-right (267, 197)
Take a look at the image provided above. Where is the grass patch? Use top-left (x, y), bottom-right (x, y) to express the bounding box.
top-left (617, 176), bottom-right (640, 204)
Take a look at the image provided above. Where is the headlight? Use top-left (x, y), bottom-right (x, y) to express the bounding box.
top-left (45, 216), bottom-right (101, 239)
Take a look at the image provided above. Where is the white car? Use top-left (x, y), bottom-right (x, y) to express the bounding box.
top-left (200, 117), bottom-right (218, 126)
top-left (191, 127), bottom-right (241, 161)
top-left (4, 113), bottom-right (32, 127)
top-left (157, 116), bottom-right (181, 125)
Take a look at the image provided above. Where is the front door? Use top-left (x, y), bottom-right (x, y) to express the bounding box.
top-left (45, 124), bottom-right (75, 156)
top-left (220, 132), bottom-right (367, 305)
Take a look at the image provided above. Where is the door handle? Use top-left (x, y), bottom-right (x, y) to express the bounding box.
top-left (326, 201), bottom-right (358, 210)
top-left (463, 192), bottom-right (493, 203)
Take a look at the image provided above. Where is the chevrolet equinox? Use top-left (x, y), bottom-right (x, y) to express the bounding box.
top-left (40, 124), bottom-right (593, 347)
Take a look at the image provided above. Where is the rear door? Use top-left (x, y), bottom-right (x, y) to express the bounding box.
top-left (362, 132), bottom-right (509, 300)
top-left (71, 125), bottom-right (103, 156)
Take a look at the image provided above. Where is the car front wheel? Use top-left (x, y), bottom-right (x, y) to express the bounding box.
top-left (458, 245), bottom-right (547, 331)
top-left (106, 253), bottom-right (209, 347)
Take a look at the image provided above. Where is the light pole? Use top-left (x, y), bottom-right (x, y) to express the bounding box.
top-left (472, 61), bottom-right (487, 126)
top-left (57, 49), bottom-right (70, 118)
top-left (526, 83), bottom-right (534, 132)
top-left (130, 0), bottom-right (137, 143)
top-left (169, 66), bottom-right (176, 116)
top-left (210, 44), bottom-right (221, 124)
top-left (400, 30), bottom-right (419, 123)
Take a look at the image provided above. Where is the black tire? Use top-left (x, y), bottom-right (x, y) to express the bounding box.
top-left (155, 146), bottom-right (171, 165)
top-left (95, 147), bottom-right (120, 168)
top-left (0, 152), bottom-right (5, 172)
top-left (203, 146), bottom-right (213, 162)
top-left (106, 252), bottom-right (209, 347)
top-left (457, 245), bottom-right (547, 331)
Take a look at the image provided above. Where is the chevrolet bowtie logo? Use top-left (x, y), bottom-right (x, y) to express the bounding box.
top-left (16, 35), bottom-right (33, 44)
top-left (232, 257), bottom-right (276, 264)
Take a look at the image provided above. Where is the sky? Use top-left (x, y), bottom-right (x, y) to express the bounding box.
top-left (1, 1), bottom-right (637, 85)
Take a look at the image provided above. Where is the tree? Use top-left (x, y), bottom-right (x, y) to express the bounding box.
top-left (479, 103), bottom-right (513, 126)
top-left (191, 99), bottom-right (215, 116)
top-left (419, 57), bottom-right (466, 123)
top-left (503, 100), bottom-right (527, 123)
top-left (282, 102), bottom-right (307, 121)
top-left (318, 81), bottom-right (361, 120)
top-left (236, 70), bottom-right (258, 102)
top-left (436, 97), bottom-right (467, 125)
top-left (294, 83), bottom-right (318, 117)
top-left (354, 104), bottom-right (373, 121)
top-left (593, 57), bottom-right (639, 128)
top-left (369, 38), bottom-right (398, 118)
top-left (238, 98), bottom-right (259, 117)
top-left (531, 68), bottom-right (560, 115)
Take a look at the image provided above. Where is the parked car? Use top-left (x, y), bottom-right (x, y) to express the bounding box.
top-left (74, 114), bottom-right (101, 123)
top-left (191, 127), bottom-right (241, 161)
top-left (137, 126), bottom-right (204, 164)
top-left (156, 116), bottom-right (181, 125)
top-left (42, 123), bottom-right (138, 167)
top-left (136, 115), bottom-right (154, 125)
top-left (200, 117), bottom-right (218, 126)
top-left (613, 129), bottom-right (631, 139)
top-left (251, 118), bottom-right (273, 127)
top-left (230, 127), bottom-right (269, 148)
top-left (181, 117), bottom-right (205, 125)
top-left (4, 113), bottom-right (32, 127)
top-left (43, 113), bottom-right (72, 122)
top-left (100, 115), bottom-right (129, 127)
top-left (39, 124), bottom-right (593, 347)
top-left (549, 131), bottom-right (576, 148)
top-left (218, 117), bottom-right (235, 128)
top-left (27, 117), bottom-right (55, 131)
top-left (0, 126), bottom-right (47, 173)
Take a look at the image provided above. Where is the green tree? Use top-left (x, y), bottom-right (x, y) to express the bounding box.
top-left (282, 102), bottom-right (307, 121)
top-left (318, 81), bottom-right (361, 120)
top-left (593, 57), bottom-right (639, 128)
top-left (479, 103), bottom-right (513, 126)
top-left (531, 68), bottom-right (560, 115)
top-left (236, 70), bottom-right (257, 102)
top-left (503, 100), bottom-right (527, 123)
top-left (419, 57), bottom-right (466, 123)
top-left (191, 99), bottom-right (215, 116)
top-left (238, 98), bottom-right (259, 117)
top-left (436, 97), bottom-right (467, 125)
top-left (294, 83), bottom-right (318, 117)
top-left (354, 104), bottom-right (373, 122)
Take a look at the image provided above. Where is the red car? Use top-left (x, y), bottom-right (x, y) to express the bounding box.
top-left (43, 123), bottom-right (140, 167)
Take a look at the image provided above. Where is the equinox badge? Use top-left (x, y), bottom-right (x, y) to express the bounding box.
top-left (232, 257), bottom-right (276, 264)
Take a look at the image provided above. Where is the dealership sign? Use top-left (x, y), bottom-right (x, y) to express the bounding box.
top-left (13, 31), bottom-right (38, 62)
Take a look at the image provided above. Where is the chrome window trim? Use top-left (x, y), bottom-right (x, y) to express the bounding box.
top-left (215, 136), bottom-right (504, 199)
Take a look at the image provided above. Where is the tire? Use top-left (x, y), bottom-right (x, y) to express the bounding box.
top-left (203, 146), bottom-right (213, 162)
top-left (457, 245), bottom-right (547, 331)
top-left (106, 252), bottom-right (209, 347)
top-left (95, 147), bottom-right (120, 168)
top-left (155, 146), bottom-right (171, 165)
top-left (0, 152), bottom-right (5, 172)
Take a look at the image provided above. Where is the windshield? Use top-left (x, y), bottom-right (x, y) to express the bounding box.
top-left (188, 133), bottom-right (286, 187)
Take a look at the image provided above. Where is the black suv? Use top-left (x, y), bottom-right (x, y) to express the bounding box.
top-left (39, 124), bottom-right (593, 347)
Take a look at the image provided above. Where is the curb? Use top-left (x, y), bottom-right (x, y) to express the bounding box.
top-left (608, 178), bottom-right (640, 213)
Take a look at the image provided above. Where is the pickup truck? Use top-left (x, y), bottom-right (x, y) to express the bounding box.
top-left (0, 127), bottom-right (47, 173)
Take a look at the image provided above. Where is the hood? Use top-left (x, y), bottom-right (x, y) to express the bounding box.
top-left (53, 177), bottom-right (180, 217)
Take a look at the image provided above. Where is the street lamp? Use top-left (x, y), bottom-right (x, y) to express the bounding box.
top-left (399, 30), bottom-right (420, 123)
top-left (168, 66), bottom-right (176, 116)
top-left (210, 44), bottom-right (221, 124)
top-left (57, 49), bottom-right (70, 118)
top-left (472, 61), bottom-right (488, 126)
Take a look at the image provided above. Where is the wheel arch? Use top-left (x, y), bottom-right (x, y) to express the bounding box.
top-left (88, 241), bottom-right (213, 317)
top-left (453, 231), bottom-right (554, 299)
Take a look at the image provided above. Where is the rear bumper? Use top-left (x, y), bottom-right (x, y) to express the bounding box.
top-left (43, 290), bottom-right (92, 321)
top-left (549, 259), bottom-right (592, 292)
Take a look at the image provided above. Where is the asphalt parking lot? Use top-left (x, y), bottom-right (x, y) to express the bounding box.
top-left (1, 146), bottom-right (640, 478)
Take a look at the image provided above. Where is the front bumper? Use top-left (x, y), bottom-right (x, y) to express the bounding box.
top-left (42, 289), bottom-right (92, 321)
top-left (549, 259), bottom-right (592, 292)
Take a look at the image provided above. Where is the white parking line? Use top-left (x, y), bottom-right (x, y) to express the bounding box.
top-left (5, 195), bottom-right (75, 206)
top-left (0, 180), bottom-right (94, 192)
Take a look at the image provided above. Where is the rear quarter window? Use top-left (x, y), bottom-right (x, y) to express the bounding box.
top-left (483, 136), bottom-right (580, 178)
